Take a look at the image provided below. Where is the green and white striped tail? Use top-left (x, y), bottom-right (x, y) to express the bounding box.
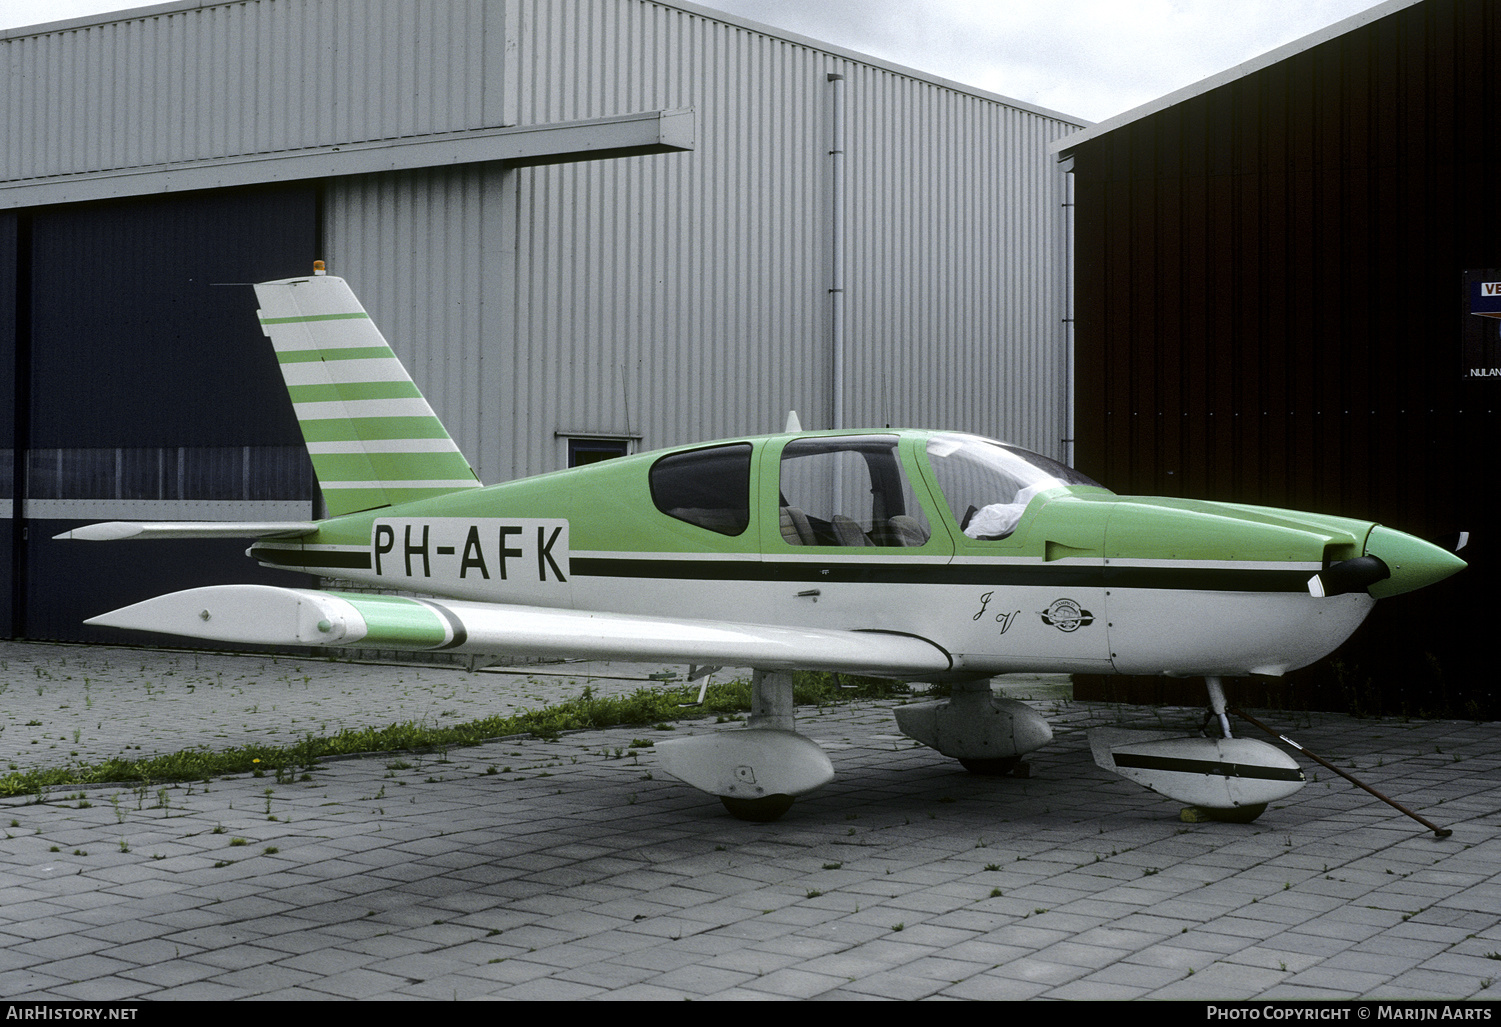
top-left (255, 268), bottom-right (482, 517)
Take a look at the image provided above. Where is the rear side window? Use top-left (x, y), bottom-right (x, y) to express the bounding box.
top-left (649, 443), bottom-right (752, 536)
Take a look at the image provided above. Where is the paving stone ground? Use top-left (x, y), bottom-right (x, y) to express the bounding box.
top-left (1, 640), bottom-right (1498, 1001)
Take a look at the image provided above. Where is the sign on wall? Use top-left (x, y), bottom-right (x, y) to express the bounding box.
top-left (1463, 269), bottom-right (1501, 378)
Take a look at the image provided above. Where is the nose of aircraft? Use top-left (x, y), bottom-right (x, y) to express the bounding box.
top-left (1362, 526), bottom-right (1468, 599)
top-left (1308, 526), bottom-right (1466, 599)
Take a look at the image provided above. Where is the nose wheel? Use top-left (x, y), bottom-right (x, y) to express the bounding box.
top-left (1087, 676), bottom-right (1306, 823)
top-left (957, 756), bottom-right (1022, 776)
top-left (719, 794), bottom-right (796, 822)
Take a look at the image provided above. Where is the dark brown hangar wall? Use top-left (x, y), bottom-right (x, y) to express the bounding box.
top-left (1068, 0), bottom-right (1500, 715)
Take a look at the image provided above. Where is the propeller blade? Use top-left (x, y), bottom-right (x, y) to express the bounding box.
top-left (1428, 531), bottom-right (1469, 554)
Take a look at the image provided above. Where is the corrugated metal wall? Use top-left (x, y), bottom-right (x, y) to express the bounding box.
top-left (1067, 0), bottom-right (1498, 714)
top-left (323, 0), bottom-right (1080, 483)
top-left (840, 71), bottom-right (1073, 443)
top-left (324, 165), bottom-right (513, 478)
top-left (0, 0), bottom-right (505, 181)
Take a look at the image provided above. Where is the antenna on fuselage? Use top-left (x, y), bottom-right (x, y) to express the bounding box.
top-left (784, 410), bottom-right (803, 432)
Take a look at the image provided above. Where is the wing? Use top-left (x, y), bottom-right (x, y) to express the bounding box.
top-left (85, 584), bottom-right (955, 678)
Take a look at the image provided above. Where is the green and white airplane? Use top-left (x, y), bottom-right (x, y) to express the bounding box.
top-left (66, 265), bottom-right (1468, 822)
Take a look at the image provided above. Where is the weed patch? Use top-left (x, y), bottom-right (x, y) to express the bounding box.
top-left (0, 672), bottom-right (908, 797)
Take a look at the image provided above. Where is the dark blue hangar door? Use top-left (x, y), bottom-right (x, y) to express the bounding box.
top-left (2, 185), bottom-right (319, 644)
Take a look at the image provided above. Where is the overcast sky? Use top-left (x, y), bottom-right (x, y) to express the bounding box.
top-left (0, 0), bottom-right (1396, 122)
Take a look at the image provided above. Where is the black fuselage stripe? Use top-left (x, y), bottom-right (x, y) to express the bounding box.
top-left (570, 558), bottom-right (1313, 592)
top-left (258, 549), bottom-right (372, 570)
top-left (257, 550), bottom-right (1314, 593)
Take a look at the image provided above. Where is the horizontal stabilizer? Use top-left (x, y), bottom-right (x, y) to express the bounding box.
top-left (86, 584), bottom-right (955, 677)
top-left (56, 522), bottom-right (320, 542)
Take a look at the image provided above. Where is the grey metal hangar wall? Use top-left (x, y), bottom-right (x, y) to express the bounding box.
top-left (1057, 0), bottom-right (1498, 715)
top-left (0, 0), bottom-right (1082, 646)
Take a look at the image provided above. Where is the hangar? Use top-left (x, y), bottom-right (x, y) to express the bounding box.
top-left (0, 0), bottom-right (1083, 642)
top-left (1057, 0), bottom-right (1496, 716)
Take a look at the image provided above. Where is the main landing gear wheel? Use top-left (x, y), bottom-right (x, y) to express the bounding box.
top-left (656, 674), bottom-right (834, 822)
top-left (720, 794), bottom-right (795, 822)
top-left (958, 756), bottom-right (1020, 776)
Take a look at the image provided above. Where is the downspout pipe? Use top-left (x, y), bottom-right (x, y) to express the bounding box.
top-left (828, 72), bottom-right (845, 431)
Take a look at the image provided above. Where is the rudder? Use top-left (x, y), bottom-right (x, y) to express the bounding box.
top-left (255, 265), bottom-right (481, 517)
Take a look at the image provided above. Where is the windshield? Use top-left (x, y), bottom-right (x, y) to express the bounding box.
top-left (925, 434), bottom-right (1103, 539)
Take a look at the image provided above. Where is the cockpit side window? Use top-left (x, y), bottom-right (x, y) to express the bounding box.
top-left (778, 436), bottom-right (931, 547)
top-left (649, 443), bottom-right (752, 536)
top-left (925, 434), bottom-right (1100, 540)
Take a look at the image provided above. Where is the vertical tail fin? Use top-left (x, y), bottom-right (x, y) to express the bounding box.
top-left (255, 267), bottom-right (481, 517)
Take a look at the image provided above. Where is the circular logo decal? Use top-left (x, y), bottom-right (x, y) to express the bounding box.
top-left (1040, 598), bottom-right (1094, 632)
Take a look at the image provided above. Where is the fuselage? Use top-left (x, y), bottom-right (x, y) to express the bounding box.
top-left (250, 429), bottom-right (1457, 679)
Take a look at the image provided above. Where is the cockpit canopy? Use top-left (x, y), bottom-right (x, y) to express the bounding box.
top-left (644, 431), bottom-right (1103, 546)
top-left (925, 433), bottom-right (1103, 540)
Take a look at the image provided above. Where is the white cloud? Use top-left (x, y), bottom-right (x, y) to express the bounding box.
top-left (695, 0), bottom-right (1395, 121)
top-left (0, 0), bottom-right (1397, 122)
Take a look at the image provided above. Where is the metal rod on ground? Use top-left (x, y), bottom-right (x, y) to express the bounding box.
top-left (1230, 706), bottom-right (1452, 839)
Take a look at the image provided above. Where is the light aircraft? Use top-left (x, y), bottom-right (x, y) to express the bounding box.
top-left (64, 265), bottom-right (1467, 823)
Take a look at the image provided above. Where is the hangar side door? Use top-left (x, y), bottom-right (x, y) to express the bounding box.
top-left (18, 186), bottom-right (319, 643)
top-left (0, 213), bottom-right (16, 637)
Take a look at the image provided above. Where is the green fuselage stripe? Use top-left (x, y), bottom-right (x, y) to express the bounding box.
top-left (260, 312), bottom-right (371, 324)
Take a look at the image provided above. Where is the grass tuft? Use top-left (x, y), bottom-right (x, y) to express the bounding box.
top-left (0, 672), bottom-right (908, 797)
